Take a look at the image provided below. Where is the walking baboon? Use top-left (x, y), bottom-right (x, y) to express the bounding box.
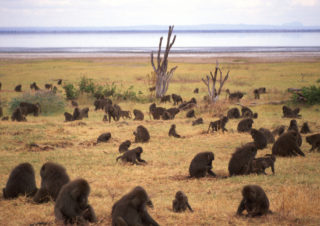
top-left (237, 118), bottom-right (254, 133)
top-left (169, 124), bottom-right (181, 138)
top-left (3, 163), bottom-right (37, 199)
top-left (253, 89), bottom-right (260, 99)
top-left (134, 125), bottom-right (150, 143)
top-left (172, 93), bottom-right (183, 105)
top-left (116, 147), bottom-right (146, 165)
top-left (15, 84), bottom-right (22, 92)
top-left (282, 105), bottom-right (301, 118)
top-left (207, 116), bottom-right (228, 133)
top-left (258, 128), bottom-right (275, 144)
top-left (306, 134), bottom-right (320, 152)
top-left (250, 154), bottom-right (276, 175)
top-left (227, 107), bottom-right (241, 119)
top-left (119, 140), bottom-right (131, 153)
top-left (186, 109), bottom-right (196, 118)
top-left (250, 129), bottom-right (267, 150)
top-left (192, 118), bottom-right (203, 126)
top-left (97, 132), bottom-right (111, 143)
top-left (119, 110), bottom-right (131, 119)
top-left (133, 109), bottom-right (144, 120)
top-left (160, 95), bottom-right (171, 103)
top-left (189, 152), bottom-right (216, 178)
top-left (11, 108), bottom-right (27, 122)
top-left (19, 102), bottom-right (41, 116)
top-left (179, 98), bottom-right (197, 111)
top-left (272, 131), bottom-right (305, 157)
top-left (172, 191), bottom-right (193, 212)
top-left (300, 122), bottom-right (311, 134)
top-left (226, 89), bottom-right (244, 101)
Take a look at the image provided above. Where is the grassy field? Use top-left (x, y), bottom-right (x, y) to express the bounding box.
top-left (0, 56), bottom-right (320, 225)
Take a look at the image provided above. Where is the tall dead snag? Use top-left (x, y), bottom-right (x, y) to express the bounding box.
top-left (151, 25), bottom-right (177, 98)
top-left (202, 62), bottom-right (229, 103)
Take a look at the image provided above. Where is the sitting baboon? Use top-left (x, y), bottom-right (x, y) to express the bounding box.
top-left (272, 125), bottom-right (285, 137)
top-left (45, 84), bottom-right (52, 90)
top-left (2, 116), bottom-right (9, 121)
top-left (228, 142), bottom-right (257, 176)
top-left (179, 97), bottom-right (197, 111)
top-left (149, 103), bottom-right (156, 118)
top-left (169, 124), bottom-right (181, 138)
top-left (237, 185), bottom-right (271, 217)
top-left (57, 79), bottom-right (62, 85)
top-left (172, 93), bottom-right (183, 105)
top-left (94, 98), bottom-right (112, 111)
top-left (237, 118), bottom-right (254, 133)
top-left (251, 129), bottom-right (267, 150)
top-left (54, 179), bottom-right (97, 225)
top-left (258, 87), bottom-right (266, 93)
top-left (161, 110), bottom-right (173, 120)
top-left (133, 109), bottom-right (144, 120)
top-left (287, 119), bottom-right (302, 146)
top-left (119, 110), bottom-right (131, 119)
top-left (30, 82), bottom-right (40, 91)
top-left (11, 108), bottom-right (27, 122)
top-left (72, 107), bottom-right (82, 120)
top-left (151, 106), bottom-right (166, 120)
top-left (97, 132), bottom-right (111, 143)
top-left (226, 89), bottom-right (244, 101)
top-left (112, 186), bottom-right (159, 226)
top-left (253, 89), bottom-right (260, 99)
top-left (116, 147), bottom-right (146, 165)
top-left (250, 154), bottom-right (276, 175)
top-left (19, 102), bottom-right (41, 116)
top-left (134, 125), bottom-right (150, 143)
top-left (189, 152), bottom-right (216, 178)
top-left (15, 84), bottom-right (22, 92)
top-left (33, 162), bottom-right (70, 203)
top-left (64, 112), bottom-right (73, 122)
top-left (186, 109), bottom-right (196, 118)
top-left (208, 116), bottom-right (229, 133)
top-left (3, 162), bottom-right (38, 199)
top-left (241, 106), bottom-right (257, 118)
top-left (300, 122), bottom-right (311, 134)
top-left (282, 105), bottom-right (301, 118)
top-left (71, 100), bottom-right (78, 107)
top-left (193, 88), bottom-right (199, 93)
top-left (119, 140), bottom-right (131, 153)
top-left (192, 117), bottom-right (203, 126)
top-left (306, 134), bottom-right (320, 152)
top-left (172, 191), bottom-right (193, 212)
top-left (167, 107), bottom-right (180, 119)
top-left (227, 107), bottom-right (241, 119)
top-left (272, 131), bottom-right (305, 157)
top-left (160, 95), bottom-right (171, 103)
top-left (80, 107), bottom-right (89, 118)
top-left (258, 128), bottom-right (275, 144)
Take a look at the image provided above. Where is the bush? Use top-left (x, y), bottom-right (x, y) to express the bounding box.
top-left (63, 83), bottom-right (79, 100)
top-left (79, 76), bottom-right (96, 94)
top-left (9, 91), bottom-right (65, 115)
top-left (292, 85), bottom-right (320, 105)
top-left (316, 78), bottom-right (320, 83)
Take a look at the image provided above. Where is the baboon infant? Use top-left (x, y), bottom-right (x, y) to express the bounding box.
top-left (250, 154), bottom-right (276, 175)
top-left (119, 140), bottom-right (131, 153)
top-left (169, 124), bottom-right (181, 138)
top-left (207, 116), bottom-right (228, 133)
top-left (306, 134), bottom-right (320, 152)
top-left (189, 152), bottom-right (216, 178)
top-left (116, 147), bottom-right (146, 165)
top-left (134, 125), bottom-right (150, 143)
top-left (172, 191), bottom-right (193, 212)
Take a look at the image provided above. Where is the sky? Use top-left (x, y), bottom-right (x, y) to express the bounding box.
top-left (0, 0), bottom-right (320, 27)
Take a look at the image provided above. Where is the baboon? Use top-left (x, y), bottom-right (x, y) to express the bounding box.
top-left (71, 100), bottom-right (78, 107)
top-left (116, 147), bottom-right (146, 165)
top-left (258, 128), bottom-right (275, 144)
top-left (54, 179), bottom-right (97, 224)
top-left (119, 140), bottom-right (131, 153)
top-left (52, 86), bottom-right (58, 93)
top-left (97, 132), bottom-right (111, 143)
top-left (2, 116), bottom-right (9, 121)
top-left (253, 89), bottom-right (260, 99)
top-left (306, 134), bottom-right (320, 152)
top-left (0, 106), bottom-right (2, 118)
top-left (228, 142), bottom-right (257, 176)
top-left (258, 87), bottom-right (266, 93)
top-left (105, 104), bottom-right (121, 122)
top-left (193, 88), bottom-right (199, 93)
top-left (111, 186), bottom-right (159, 226)
top-left (119, 110), bottom-right (131, 119)
top-left (237, 118), bottom-right (254, 133)
top-left (250, 154), bottom-right (276, 175)
top-left (160, 95), bottom-right (171, 103)
top-left (72, 107), bottom-right (82, 120)
top-left (80, 107), bottom-right (89, 118)
top-left (166, 107), bottom-right (180, 119)
top-left (226, 89), bottom-right (244, 101)
top-left (134, 125), bottom-right (150, 143)
top-left (11, 108), bottom-right (27, 122)
top-left (287, 119), bottom-right (302, 146)
top-left (64, 112), bottom-right (73, 122)
top-left (15, 84), bottom-right (22, 92)
top-left (133, 109), bottom-right (144, 120)
top-left (241, 106), bottom-right (257, 118)
top-left (161, 110), bottom-right (173, 120)
top-left (179, 98), bottom-right (197, 111)
top-left (250, 129), bottom-right (267, 150)
top-left (151, 106), bottom-right (166, 120)
top-left (94, 98), bottom-right (112, 111)
top-left (237, 185), bottom-right (271, 217)
top-left (186, 109), bottom-right (196, 118)
top-left (227, 107), bottom-right (241, 119)
top-left (207, 116), bottom-right (229, 133)
top-left (102, 114), bottom-right (108, 122)
top-left (192, 118), bottom-right (203, 126)
top-left (272, 125), bottom-right (285, 137)
top-left (33, 162), bottom-right (70, 203)
top-left (169, 124), bottom-right (181, 138)
top-left (272, 131), bottom-right (305, 157)
top-left (19, 102), bottom-right (41, 116)
top-left (149, 86), bottom-right (156, 92)
top-left (3, 162), bottom-right (38, 199)
top-left (172, 191), bottom-right (193, 212)
top-left (57, 79), bottom-right (62, 85)
top-left (172, 93), bottom-right (183, 105)
top-left (189, 152), bottom-right (216, 178)
top-left (149, 103), bottom-right (156, 119)
top-left (45, 84), bottom-right (52, 90)
top-left (30, 82), bottom-right (40, 91)
top-left (300, 122), bottom-right (311, 134)
top-left (282, 105), bottom-right (301, 118)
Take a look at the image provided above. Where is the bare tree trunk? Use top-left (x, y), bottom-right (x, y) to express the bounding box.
top-left (151, 26), bottom-right (178, 98)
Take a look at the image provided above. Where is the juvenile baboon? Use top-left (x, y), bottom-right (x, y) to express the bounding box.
top-left (227, 107), bottom-right (241, 119)
top-left (282, 105), bottom-right (301, 118)
top-left (119, 140), bottom-right (131, 153)
top-left (237, 118), bottom-right (254, 133)
top-left (287, 119), bottom-right (302, 146)
top-left (167, 107), bottom-right (180, 119)
top-left (19, 102), bottom-right (41, 116)
top-left (64, 112), bottom-right (73, 122)
top-left (160, 95), bottom-right (171, 103)
top-left (193, 88), bottom-right (199, 93)
top-left (71, 100), bottom-right (78, 107)
top-left (172, 191), bottom-right (193, 212)
top-left (253, 89), bottom-right (260, 99)
top-left (33, 162), bottom-right (70, 203)
top-left (192, 118), bottom-right (203, 126)
top-left (250, 129), bottom-right (267, 150)
top-left (102, 114), bottom-right (108, 122)
top-left (306, 134), bottom-right (320, 152)
top-left (134, 125), bottom-right (150, 143)
top-left (272, 125), bottom-right (285, 137)
top-left (45, 84), bottom-right (52, 90)
top-left (54, 178), bottom-right (97, 224)
top-left (272, 131), bottom-right (305, 157)
top-left (80, 107), bottom-right (89, 118)
top-left (226, 89), bottom-right (244, 101)
top-left (207, 116), bottom-right (229, 133)
top-left (57, 79), bottom-right (62, 85)
top-left (15, 84), bottom-right (22, 92)
top-left (300, 122), bottom-right (311, 134)
top-left (250, 154), bottom-right (276, 175)
top-left (172, 93), bottom-right (183, 105)
top-left (97, 132), bottom-right (111, 143)
top-left (111, 186), bottom-right (159, 226)
top-left (11, 108), bottom-right (27, 122)
top-left (116, 147), bottom-right (146, 165)
top-left (2, 116), bottom-right (9, 121)
top-left (30, 82), bottom-right (40, 91)
top-left (133, 109), bottom-right (144, 120)
top-left (258, 128), bottom-right (275, 144)
top-left (72, 107), bottom-right (82, 120)
top-left (119, 110), bottom-right (131, 119)
top-left (237, 185), bottom-right (271, 217)
top-left (3, 162), bottom-right (38, 199)
top-left (186, 109), bottom-right (196, 118)
top-left (169, 124), bottom-right (181, 138)
top-left (228, 142), bottom-right (257, 176)
top-left (189, 152), bottom-right (216, 178)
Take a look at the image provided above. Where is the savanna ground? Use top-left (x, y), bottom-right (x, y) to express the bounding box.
top-left (0, 54), bottom-right (320, 226)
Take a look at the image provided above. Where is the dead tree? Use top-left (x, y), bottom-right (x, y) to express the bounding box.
top-left (202, 62), bottom-right (229, 103)
top-left (151, 25), bottom-right (177, 98)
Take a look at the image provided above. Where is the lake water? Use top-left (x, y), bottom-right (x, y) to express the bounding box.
top-left (0, 30), bottom-right (320, 53)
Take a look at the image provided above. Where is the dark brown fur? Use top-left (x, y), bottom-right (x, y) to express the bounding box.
top-left (97, 132), bottom-right (111, 143)
top-left (134, 125), bottom-right (150, 143)
top-left (250, 154), bottom-right (276, 175)
top-left (64, 112), bottom-right (73, 122)
top-left (272, 131), bottom-right (305, 157)
top-left (11, 108), bottom-right (27, 122)
top-left (192, 118), bottom-right (203, 126)
top-left (282, 105), bottom-right (301, 118)
top-left (172, 191), bottom-right (193, 212)
top-left (306, 134), bottom-right (320, 152)
top-left (258, 128), bottom-right (275, 144)
top-left (19, 102), bottom-right (41, 116)
top-left (237, 118), bottom-right (254, 133)
top-left (119, 140), bottom-right (131, 153)
top-left (133, 109), bottom-right (144, 120)
top-left (186, 109), bottom-right (196, 118)
top-left (251, 129), bottom-right (267, 150)
top-left (116, 147), bottom-right (146, 165)
top-left (227, 108), bottom-right (241, 119)
top-left (169, 124), bottom-right (181, 138)
top-left (171, 93), bottom-right (183, 106)
top-left (15, 84), bottom-right (22, 92)
top-left (189, 152), bottom-right (216, 178)
top-left (288, 119), bottom-right (302, 147)
top-left (160, 95), bottom-right (171, 103)
top-left (207, 116), bottom-right (228, 133)
top-left (300, 122), bottom-right (311, 134)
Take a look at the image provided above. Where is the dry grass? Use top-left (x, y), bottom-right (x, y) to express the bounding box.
top-left (0, 57), bottom-right (320, 225)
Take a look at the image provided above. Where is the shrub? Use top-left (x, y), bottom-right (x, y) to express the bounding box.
top-left (63, 83), bottom-right (79, 100)
top-left (291, 85), bottom-right (320, 105)
top-left (79, 76), bottom-right (96, 94)
top-left (316, 78), bottom-right (320, 83)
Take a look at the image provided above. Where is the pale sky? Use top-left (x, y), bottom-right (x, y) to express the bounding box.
top-left (0, 0), bottom-right (320, 27)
